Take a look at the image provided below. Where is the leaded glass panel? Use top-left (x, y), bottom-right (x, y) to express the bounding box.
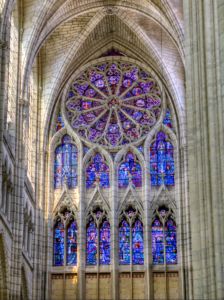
top-left (99, 220), bottom-right (110, 265)
top-left (53, 220), bottom-right (64, 266)
top-left (56, 112), bottom-right (65, 131)
top-left (152, 219), bottom-right (164, 264)
top-left (118, 152), bottom-right (142, 188)
top-left (132, 220), bottom-right (144, 265)
top-left (163, 109), bottom-right (173, 129)
top-left (54, 135), bottom-right (78, 189)
top-left (64, 61), bottom-right (162, 149)
top-left (165, 219), bottom-right (177, 264)
top-left (66, 220), bottom-right (78, 266)
top-left (86, 153), bottom-right (109, 188)
top-left (150, 131), bottom-right (174, 186)
top-left (119, 219), bottom-right (130, 265)
top-left (152, 218), bottom-right (177, 265)
top-left (86, 220), bottom-right (97, 265)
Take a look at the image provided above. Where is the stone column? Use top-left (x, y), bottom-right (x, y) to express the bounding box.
top-left (184, 0), bottom-right (224, 299)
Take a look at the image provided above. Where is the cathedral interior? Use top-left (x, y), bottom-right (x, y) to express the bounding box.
top-left (0, 0), bottom-right (224, 299)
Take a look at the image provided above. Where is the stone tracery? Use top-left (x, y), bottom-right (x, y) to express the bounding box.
top-left (64, 61), bottom-right (162, 149)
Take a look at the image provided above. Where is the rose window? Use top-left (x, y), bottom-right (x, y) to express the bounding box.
top-left (64, 61), bottom-right (162, 148)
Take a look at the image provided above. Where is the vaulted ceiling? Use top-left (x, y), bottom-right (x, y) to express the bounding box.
top-left (19, 0), bottom-right (184, 123)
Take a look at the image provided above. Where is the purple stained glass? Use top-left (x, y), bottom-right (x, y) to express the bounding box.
top-left (54, 135), bottom-right (78, 189)
top-left (86, 220), bottom-right (97, 265)
top-left (66, 220), bottom-right (78, 266)
top-left (118, 152), bottom-right (142, 188)
top-left (150, 131), bottom-right (174, 186)
top-left (100, 220), bottom-right (110, 265)
top-left (86, 153), bottom-right (110, 188)
top-left (53, 220), bottom-right (64, 266)
top-left (64, 61), bottom-right (162, 148)
top-left (163, 109), bottom-right (173, 129)
top-left (132, 220), bottom-right (144, 265)
top-left (152, 218), bottom-right (177, 265)
top-left (56, 112), bottom-right (65, 131)
top-left (119, 219), bottom-right (130, 265)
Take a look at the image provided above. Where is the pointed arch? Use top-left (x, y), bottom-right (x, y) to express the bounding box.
top-left (66, 218), bottom-right (78, 266)
top-left (86, 152), bottom-right (110, 189)
top-left (119, 204), bottom-right (144, 265)
top-left (151, 206), bottom-right (177, 265)
top-left (53, 217), bottom-right (64, 266)
top-left (54, 134), bottom-right (78, 189)
top-left (132, 219), bottom-right (144, 265)
top-left (149, 130), bottom-right (175, 186)
top-left (119, 218), bottom-right (131, 265)
top-left (118, 151), bottom-right (142, 188)
top-left (86, 218), bottom-right (98, 266)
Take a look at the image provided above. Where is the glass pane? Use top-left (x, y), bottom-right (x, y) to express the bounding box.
top-left (86, 221), bottom-right (97, 265)
top-left (132, 220), bottom-right (144, 265)
top-left (66, 221), bottom-right (78, 266)
top-left (99, 220), bottom-right (110, 265)
top-left (53, 221), bottom-right (64, 266)
top-left (86, 153), bottom-right (110, 188)
top-left (119, 220), bottom-right (130, 265)
top-left (118, 152), bottom-right (142, 188)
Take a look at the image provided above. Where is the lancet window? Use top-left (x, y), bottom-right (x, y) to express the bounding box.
top-left (86, 208), bottom-right (110, 265)
top-left (118, 152), bottom-right (142, 188)
top-left (152, 206), bottom-right (177, 265)
top-left (53, 209), bottom-right (77, 266)
top-left (54, 135), bottom-right (78, 189)
top-left (119, 206), bottom-right (144, 265)
top-left (163, 108), bottom-right (173, 130)
top-left (55, 112), bottom-right (65, 132)
top-left (150, 131), bottom-right (174, 186)
top-left (86, 153), bottom-right (110, 188)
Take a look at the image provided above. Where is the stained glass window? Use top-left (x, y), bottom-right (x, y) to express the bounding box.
top-left (150, 131), bottom-right (174, 186)
top-left (152, 217), bottom-right (177, 265)
top-left (163, 109), bottom-right (173, 129)
top-left (66, 220), bottom-right (78, 266)
top-left (132, 220), bottom-right (144, 265)
top-left (118, 152), bottom-right (142, 188)
top-left (165, 219), bottom-right (177, 264)
top-left (152, 218), bottom-right (164, 264)
top-left (53, 220), bottom-right (64, 266)
top-left (56, 112), bottom-right (65, 131)
top-left (64, 61), bottom-right (162, 148)
top-left (86, 153), bottom-right (110, 188)
top-left (54, 135), bottom-right (78, 189)
top-left (86, 220), bottom-right (97, 265)
top-left (119, 219), bottom-right (131, 265)
top-left (99, 220), bottom-right (110, 265)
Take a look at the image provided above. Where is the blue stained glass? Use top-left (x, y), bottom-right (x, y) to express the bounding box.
top-left (132, 220), bottom-right (144, 265)
top-left (118, 152), bottom-right (142, 188)
top-left (54, 135), bottom-right (78, 189)
top-left (165, 219), bottom-right (177, 264)
top-left (56, 112), bottom-right (65, 131)
top-left (86, 220), bottom-right (97, 265)
top-left (152, 218), bottom-right (177, 265)
top-left (152, 219), bottom-right (164, 264)
top-left (163, 109), bottom-right (173, 129)
top-left (66, 221), bottom-right (78, 266)
top-left (53, 220), bottom-right (64, 266)
top-left (86, 153), bottom-right (110, 188)
top-left (119, 220), bottom-right (130, 265)
top-left (100, 220), bottom-right (110, 265)
top-left (150, 131), bottom-right (174, 186)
